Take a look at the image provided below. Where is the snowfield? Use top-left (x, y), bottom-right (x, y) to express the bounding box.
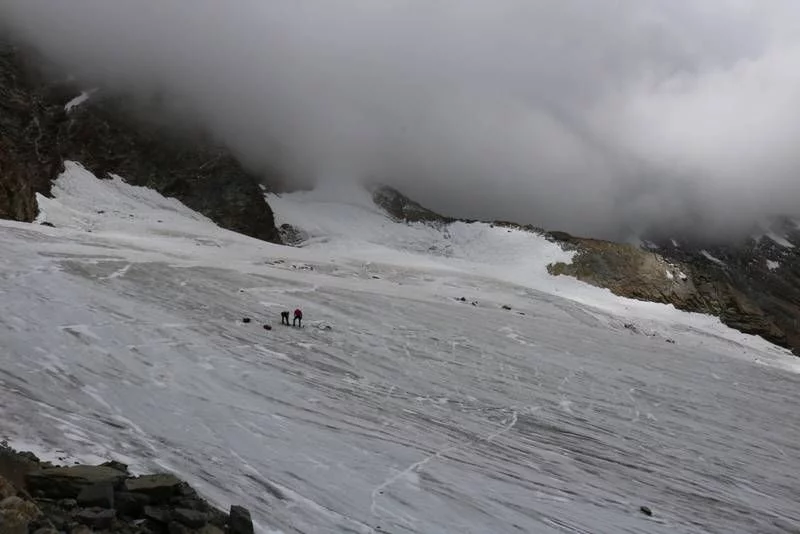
top-left (2, 162), bottom-right (800, 533)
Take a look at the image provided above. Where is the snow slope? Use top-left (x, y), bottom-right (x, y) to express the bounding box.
top-left (2, 163), bottom-right (800, 533)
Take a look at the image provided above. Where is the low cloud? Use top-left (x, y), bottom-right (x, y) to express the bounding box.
top-left (3, 0), bottom-right (799, 239)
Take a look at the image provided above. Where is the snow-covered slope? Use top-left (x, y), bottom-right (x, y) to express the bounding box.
top-left (3, 164), bottom-right (800, 533)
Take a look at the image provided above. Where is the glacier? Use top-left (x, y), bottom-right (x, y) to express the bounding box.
top-left (1, 162), bottom-right (800, 533)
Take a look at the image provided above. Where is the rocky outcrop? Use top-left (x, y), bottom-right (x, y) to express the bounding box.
top-left (369, 185), bottom-right (795, 352)
top-left (0, 39), bottom-right (282, 243)
top-left (371, 185), bottom-right (456, 225)
top-left (648, 228), bottom-right (800, 354)
top-left (545, 234), bottom-right (788, 348)
top-left (0, 444), bottom-right (254, 534)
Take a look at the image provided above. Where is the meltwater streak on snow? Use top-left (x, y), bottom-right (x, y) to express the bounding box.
top-left (1, 164), bottom-right (800, 533)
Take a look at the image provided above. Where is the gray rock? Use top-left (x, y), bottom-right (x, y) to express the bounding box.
top-left (0, 495), bottom-right (40, 534)
top-left (196, 525), bottom-right (225, 534)
top-left (168, 520), bottom-right (192, 534)
top-left (0, 496), bottom-right (23, 509)
top-left (0, 475), bottom-right (15, 500)
top-left (70, 525), bottom-right (92, 534)
top-left (26, 466), bottom-right (126, 499)
top-left (75, 508), bottom-right (115, 530)
top-left (229, 505), bottom-right (254, 534)
top-left (172, 507), bottom-right (208, 528)
top-left (115, 491), bottom-right (150, 517)
top-left (640, 506), bottom-right (653, 517)
top-left (77, 482), bottom-right (114, 509)
top-left (143, 505), bottom-right (171, 524)
top-left (32, 528), bottom-right (59, 534)
top-left (124, 474), bottom-right (182, 502)
top-left (59, 499), bottom-right (78, 509)
top-left (100, 460), bottom-right (130, 474)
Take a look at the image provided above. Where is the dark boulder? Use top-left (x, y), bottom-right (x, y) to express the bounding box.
top-left (75, 508), bottom-right (115, 530)
top-left (172, 507), bottom-right (208, 528)
top-left (76, 482), bottom-right (114, 509)
top-left (26, 466), bottom-right (127, 499)
top-left (168, 521), bottom-right (193, 534)
top-left (143, 505), bottom-right (171, 524)
top-left (229, 505), bottom-right (254, 534)
top-left (100, 460), bottom-right (130, 475)
top-left (123, 474), bottom-right (182, 503)
top-left (114, 491), bottom-right (150, 517)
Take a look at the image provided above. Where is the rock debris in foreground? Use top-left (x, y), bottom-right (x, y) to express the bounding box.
top-left (0, 443), bottom-right (255, 534)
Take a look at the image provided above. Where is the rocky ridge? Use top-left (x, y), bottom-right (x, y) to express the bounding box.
top-left (372, 185), bottom-right (796, 353)
top-left (0, 443), bottom-right (254, 534)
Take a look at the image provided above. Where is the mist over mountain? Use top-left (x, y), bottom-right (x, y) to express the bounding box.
top-left (3, 0), bottom-right (800, 240)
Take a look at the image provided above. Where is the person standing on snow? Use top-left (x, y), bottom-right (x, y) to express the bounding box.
top-left (281, 311), bottom-right (290, 326)
top-left (293, 308), bottom-right (303, 327)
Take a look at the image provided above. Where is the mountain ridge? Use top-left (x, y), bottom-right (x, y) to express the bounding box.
top-left (2, 40), bottom-right (799, 354)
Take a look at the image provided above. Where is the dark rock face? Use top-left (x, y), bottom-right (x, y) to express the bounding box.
top-left (1, 444), bottom-right (255, 534)
top-left (0, 40), bottom-right (282, 243)
top-left (0, 44), bottom-right (60, 222)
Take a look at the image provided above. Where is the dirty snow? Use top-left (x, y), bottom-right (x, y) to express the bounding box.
top-left (2, 163), bottom-right (800, 533)
top-left (767, 260), bottom-right (781, 271)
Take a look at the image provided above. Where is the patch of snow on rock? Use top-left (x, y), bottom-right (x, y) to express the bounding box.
top-left (701, 250), bottom-right (726, 266)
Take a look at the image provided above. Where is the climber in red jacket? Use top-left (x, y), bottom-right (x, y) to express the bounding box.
top-left (293, 308), bottom-right (303, 327)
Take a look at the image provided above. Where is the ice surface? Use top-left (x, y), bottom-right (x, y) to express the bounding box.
top-left (3, 164), bottom-right (800, 533)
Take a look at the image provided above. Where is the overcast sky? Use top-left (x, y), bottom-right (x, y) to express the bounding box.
top-left (3, 0), bottom-right (799, 239)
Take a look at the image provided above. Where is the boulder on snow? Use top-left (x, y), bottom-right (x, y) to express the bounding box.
top-left (229, 505), bottom-right (254, 534)
top-left (26, 466), bottom-right (127, 499)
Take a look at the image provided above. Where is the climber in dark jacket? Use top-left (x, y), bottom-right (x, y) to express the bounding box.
top-left (293, 308), bottom-right (303, 327)
top-left (281, 311), bottom-right (290, 326)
